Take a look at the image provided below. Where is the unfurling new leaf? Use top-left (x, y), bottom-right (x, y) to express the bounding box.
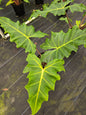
top-left (23, 54), bottom-right (65, 115)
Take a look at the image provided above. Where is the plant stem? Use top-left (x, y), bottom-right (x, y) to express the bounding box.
top-left (13, 0), bottom-right (20, 5)
top-left (35, 42), bottom-right (41, 57)
top-left (36, 48), bottom-right (41, 57)
top-left (65, 12), bottom-right (73, 29)
top-left (79, 15), bottom-right (86, 28)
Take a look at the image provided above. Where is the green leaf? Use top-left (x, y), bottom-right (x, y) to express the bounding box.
top-left (23, 54), bottom-right (65, 115)
top-left (0, 7), bottom-right (3, 10)
top-left (0, 0), bottom-right (2, 4)
top-left (0, 0), bottom-right (3, 9)
top-left (76, 20), bottom-right (81, 27)
top-left (29, 0), bottom-right (86, 19)
top-left (41, 26), bottom-right (86, 63)
top-left (60, 17), bottom-right (72, 24)
top-left (60, 17), bottom-right (68, 23)
top-left (6, 0), bottom-right (14, 6)
top-left (69, 3), bottom-right (86, 13)
top-left (0, 17), bottom-right (47, 53)
top-left (29, 0), bottom-right (71, 19)
top-left (23, 0), bottom-right (30, 3)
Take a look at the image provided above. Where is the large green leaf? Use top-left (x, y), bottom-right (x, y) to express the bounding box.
top-left (29, 0), bottom-right (86, 19)
top-left (23, 54), bottom-right (65, 115)
top-left (40, 26), bottom-right (86, 63)
top-left (0, 17), bottom-right (47, 53)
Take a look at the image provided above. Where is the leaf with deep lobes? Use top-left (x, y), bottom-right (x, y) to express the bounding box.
top-left (23, 54), bottom-right (65, 115)
top-left (41, 26), bottom-right (86, 62)
top-left (0, 17), bottom-right (47, 53)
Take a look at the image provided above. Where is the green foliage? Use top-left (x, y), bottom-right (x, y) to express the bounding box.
top-left (60, 17), bottom-right (72, 24)
top-left (23, 54), bottom-right (65, 115)
top-left (40, 26), bottom-right (86, 62)
top-left (0, 0), bottom-right (2, 9)
top-left (29, 0), bottom-right (86, 19)
top-left (69, 3), bottom-right (86, 13)
top-left (0, 17), bottom-right (47, 53)
top-left (0, 0), bottom-right (86, 115)
top-left (6, 0), bottom-right (14, 6)
top-left (76, 20), bottom-right (81, 27)
top-left (23, 0), bottom-right (30, 3)
top-left (0, 7), bottom-right (3, 10)
top-left (0, 0), bottom-right (2, 4)
top-left (29, 0), bottom-right (71, 19)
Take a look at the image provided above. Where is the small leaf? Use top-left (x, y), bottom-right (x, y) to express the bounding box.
top-left (76, 20), bottom-right (81, 27)
top-left (24, 54), bottom-right (65, 115)
top-left (6, 0), bottom-right (14, 6)
top-left (23, 0), bottom-right (30, 3)
top-left (0, 7), bottom-right (3, 10)
top-left (60, 17), bottom-right (72, 24)
top-left (60, 17), bottom-right (68, 23)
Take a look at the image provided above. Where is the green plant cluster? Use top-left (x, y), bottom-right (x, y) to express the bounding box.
top-left (0, 0), bottom-right (86, 115)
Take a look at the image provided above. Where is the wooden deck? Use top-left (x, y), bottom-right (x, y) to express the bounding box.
top-left (0, 0), bottom-right (86, 115)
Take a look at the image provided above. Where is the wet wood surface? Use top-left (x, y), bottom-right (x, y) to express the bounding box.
top-left (0, 0), bottom-right (86, 115)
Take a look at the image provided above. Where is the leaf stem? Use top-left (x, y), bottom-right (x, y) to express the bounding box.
top-left (36, 48), bottom-right (41, 57)
top-left (35, 42), bottom-right (41, 57)
top-left (13, 0), bottom-right (20, 5)
top-left (79, 15), bottom-right (86, 28)
top-left (65, 12), bottom-right (73, 29)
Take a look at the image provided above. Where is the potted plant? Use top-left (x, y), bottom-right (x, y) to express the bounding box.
top-left (0, 0), bottom-right (86, 115)
top-left (35, 0), bottom-right (44, 5)
top-left (6, 0), bottom-right (25, 17)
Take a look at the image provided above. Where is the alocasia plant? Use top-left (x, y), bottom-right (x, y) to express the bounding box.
top-left (0, 0), bottom-right (86, 115)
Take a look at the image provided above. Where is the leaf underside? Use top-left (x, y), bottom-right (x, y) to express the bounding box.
top-left (0, 17), bottom-right (47, 53)
top-left (29, 0), bottom-right (86, 19)
top-left (23, 54), bottom-right (65, 115)
top-left (41, 26), bottom-right (86, 63)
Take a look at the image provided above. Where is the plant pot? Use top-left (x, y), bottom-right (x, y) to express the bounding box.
top-left (11, 2), bottom-right (25, 17)
top-left (0, 26), bottom-right (4, 33)
top-left (35, 0), bottom-right (44, 5)
top-left (0, 26), bottom-right (5, 38)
